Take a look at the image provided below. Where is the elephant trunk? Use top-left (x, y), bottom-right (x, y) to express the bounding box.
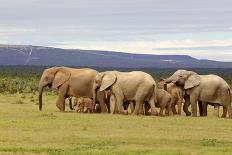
top-left (164, 76), bottom-right (174, 83)
top-left (38, 84), bottom-right (44, 111)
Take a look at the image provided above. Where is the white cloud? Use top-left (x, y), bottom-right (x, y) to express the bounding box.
top-left (52, 39), bottom-right (232, 52)
top-left (0, 27), bottom-right (36, 35)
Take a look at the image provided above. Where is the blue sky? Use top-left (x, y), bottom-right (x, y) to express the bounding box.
top-left (0, 0), bottom-right (232, 61)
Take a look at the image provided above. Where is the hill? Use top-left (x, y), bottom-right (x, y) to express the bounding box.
top-left (0, 44), bottom-right (231, 68)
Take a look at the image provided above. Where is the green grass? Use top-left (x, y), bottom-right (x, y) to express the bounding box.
top-left (0, 94), bottom-right (232, 155)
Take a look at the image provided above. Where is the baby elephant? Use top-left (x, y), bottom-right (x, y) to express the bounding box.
top-left (73, 97), bottom-right (94, 113)
top-left (144, 89), bottom-right (173, 116)
top-left (155, 89), bottom-right (173, 116)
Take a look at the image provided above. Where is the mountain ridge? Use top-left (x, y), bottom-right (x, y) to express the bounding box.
top-left (0, 44), bottom-right (231, 68)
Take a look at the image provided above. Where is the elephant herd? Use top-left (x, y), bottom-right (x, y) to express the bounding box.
top-left (38, 66), bottom-right (232, 118)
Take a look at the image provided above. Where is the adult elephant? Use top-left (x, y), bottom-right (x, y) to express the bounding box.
top-left (164, 69), bottom-right (232, 118)
top-left (92, 71), bottom-right (158, 115)
top-left (38, 66), bottom-right (107, 112)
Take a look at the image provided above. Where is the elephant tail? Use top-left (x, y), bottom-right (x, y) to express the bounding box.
top-left (229, 89), bottom-right (232, 104)
top-left (153, 83), bottom-right (157, 104)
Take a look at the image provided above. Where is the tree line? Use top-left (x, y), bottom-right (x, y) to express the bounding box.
top-left (0, 66), bottom-right (231, 94)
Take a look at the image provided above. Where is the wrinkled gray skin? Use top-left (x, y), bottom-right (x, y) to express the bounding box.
top-left (93, 71), bottom-right (158, 115)
top-left (164, 69), bottom-right (232, 118)
top-left (38, 66), bottom-right (107, 112)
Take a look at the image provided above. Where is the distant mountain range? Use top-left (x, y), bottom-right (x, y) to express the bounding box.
top-left (0, 44), bottom-right (232, 68)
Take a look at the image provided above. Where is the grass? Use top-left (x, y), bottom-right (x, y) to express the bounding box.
top-left (0, 94), bottom-right (232, 155)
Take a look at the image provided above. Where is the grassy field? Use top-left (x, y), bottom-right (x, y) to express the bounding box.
top-left (0, 93), bottom-right (232, 155)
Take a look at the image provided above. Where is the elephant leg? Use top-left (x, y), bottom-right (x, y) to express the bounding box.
top-left (144, 102), bottom-right (151, 115)
top-left (114, 95), bottom-right (127, 115)
top-left (97, 91), bottom-right (108, 113)
top-left (202, 102), bottom-right (208, 116)
top-left (171, 105), bottom-right (177, 115)
top-left (130, 101), bottom-right (135, 113)
top-left (106, 102), bottom-right (110, 113)
top-left (214, 104), bottom-right (219, 117)
top-left (148, 93), bottom-right (158, 116)
top-left (198, 101), bottom-right (209, 117)
top-left (80, 104), bottom-right (84, 113)
top-left (110, 95), bottom-right (116, 114)
top-left (159, 107), bottom-right (165, 116)
top-left (225, 105), bottom-right (232, 118)
top-left (138, 103), bottom-right (144, 115)
top-left (168, 103), bottom-right (173, 116)
top-left (83, 107), bottom-right (88, 113)
top-left (198, 101), bottom-right (203, 116)
top-left (56, 95), bottom-right (66, 111)
top-left (171, 98), bottom-right (178, 115)
top-left (133, 100), bottom-right (142, 115)
top-left (183, 96), bottom-right (191, 116)
top-left (221, 106), bottom-right (227, 118)
top-left (164, 108), bottom-right (168, 115)
top-left (177, 100), bottom-right (182, 115)
top-left (99, 102), bottom-right (107, 113)
top-left (56, 86), bottom-right (68, 111)
top-left (190, 96), bottom-right (198, 117)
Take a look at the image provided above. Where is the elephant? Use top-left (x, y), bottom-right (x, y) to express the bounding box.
top-left (164, 69), bottom-right (232, 118)
top-left (73, 97), bottom-right (94, 113)
top-left (142, 89), bottom-right (172, 116)
top-left (198, 89), bottom-right (232, 117)
top-left (93, 71), bottom-right (158, 115)
top-left (38, 66), bottom-right (108, 112)
top-left (159, 80), bottom-right (184, 115)
top-left (155, 89), bottom-right (173, 116)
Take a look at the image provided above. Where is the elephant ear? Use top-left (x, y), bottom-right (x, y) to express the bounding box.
top-left (184, 72), bottom-right (200, 89)
top-left (52, 68), bottom-right (71, 89)
top-left (99, 73), bottom-right (117, 91)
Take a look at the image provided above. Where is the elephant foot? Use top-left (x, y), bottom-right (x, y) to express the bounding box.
top-left (221, 114), bottom-right (227, 118)
top-left (172, 110), bottom-right (177, 115)
top-left (101, 111), bottom-right (108, 114)
top-left (57, 106), bottom-right (65, 112)
top-left (158, 113), bottom-right (165, 117)
top-left (185, 112), bottom-right (191, 116)
top-left (120, 110), bottom-right (128, 115)
top-left (151, 109), bottom-right (158, 116)
top-left (100, 108), bottom-right (108, 113)
top-left (200, 115), bottom-right (207, 117)
top-left (131, 113), bottom-right (138, 116)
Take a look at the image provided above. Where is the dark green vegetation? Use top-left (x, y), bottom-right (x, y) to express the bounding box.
top-left (0, 66), bottom-right (231, 94)
top-left (0, 66), bottom-right (232, 155)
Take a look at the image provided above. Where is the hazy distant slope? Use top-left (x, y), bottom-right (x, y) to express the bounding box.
top-left (0, 44), bottom-right (231, 68)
